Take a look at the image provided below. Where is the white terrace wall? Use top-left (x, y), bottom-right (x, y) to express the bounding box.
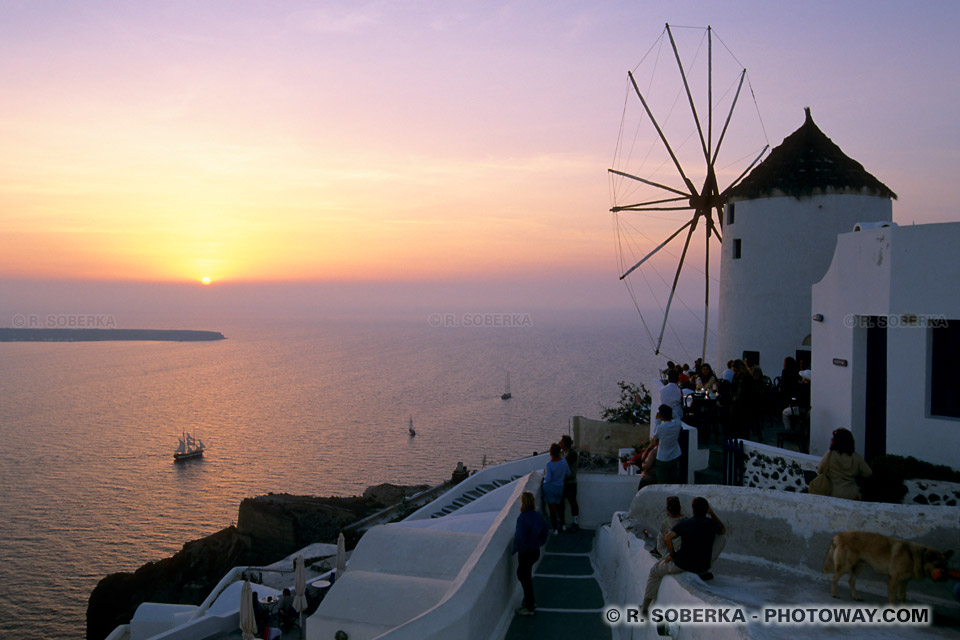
top-left (623, 485), bottom-right (956, 576)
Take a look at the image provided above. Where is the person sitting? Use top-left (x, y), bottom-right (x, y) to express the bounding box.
top-left (678, 364), bottom-right (691, 388)
top-left (722, 360), bottom-right (735, 383)
top-left (779, 356), bottom-right (802, 428)
top-left (641, 497), bottom-right (726, 613)
top-left (655, 495), bottom-right (686, 557)
top-left (698, 363), bottom-right (718, 394)
top-left (278, 588), bottom-right (297, 631)
top-left (817, 428), bottom-right (872, 500)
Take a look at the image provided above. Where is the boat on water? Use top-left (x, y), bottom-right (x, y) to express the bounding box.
top-left (500, 371), bottom-right (512, 400)
top-left (408, 416), bottom-right (416, 436)
top-left (174, 430), bottom-right (205, 461)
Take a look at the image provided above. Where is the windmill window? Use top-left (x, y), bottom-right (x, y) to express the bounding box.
top-left (733, 238), bottom-right (742, 259)
top-left (930, 320), bottom-right (960, 418)
top-left (727, 204), bottom-right (735, 225)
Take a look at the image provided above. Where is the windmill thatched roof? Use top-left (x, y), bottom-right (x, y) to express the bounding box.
top-left (727, 108), bottom-right (897, 201)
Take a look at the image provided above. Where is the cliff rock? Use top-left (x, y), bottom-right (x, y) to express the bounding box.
top-left (87, 485), bottom-right (426, 640)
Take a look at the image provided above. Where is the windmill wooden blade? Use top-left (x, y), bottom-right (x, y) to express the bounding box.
top-left (667, 23), bottom-right (710, 166)
top-left (608, 168), bottom-right (691, 198)
top-left (722, 145), bottom-right (769, 194)
top-left (711, 69), bottom-right (746, 166)
top-left (655, 216), bottom-right (698, 354)
top-left (620, 219), bottom-right (694, 280)
top-left (627, 71), bottom-right (698, 196)
top-left (610, 195), bottom-right (689, 212)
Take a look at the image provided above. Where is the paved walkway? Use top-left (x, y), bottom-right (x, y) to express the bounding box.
top-left (504, 528), bottom-right (611, 639)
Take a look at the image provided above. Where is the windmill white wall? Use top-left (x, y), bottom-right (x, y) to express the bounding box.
top-left (809, 222), bottom-right (960, 468)
top-left (717, 193), bottom-right (892, 370)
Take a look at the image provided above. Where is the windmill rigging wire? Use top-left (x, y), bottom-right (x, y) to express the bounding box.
top-left (746, 73), bottom-right (769, 144)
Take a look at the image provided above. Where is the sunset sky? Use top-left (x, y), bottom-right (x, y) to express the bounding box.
top-left (1, 1), bottom-right (958, 294)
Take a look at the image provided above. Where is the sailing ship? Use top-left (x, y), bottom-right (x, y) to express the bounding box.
top-left (501, 371), bottom-right (512, 400)
top-left (408, 416), bottom-right (416, 436)
top-left (174, 430), bottom-right (205, 461)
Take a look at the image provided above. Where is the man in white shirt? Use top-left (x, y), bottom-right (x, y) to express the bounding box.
top-left (651, 404), bottom-right (682, 484)
top-left (659, 369), bottom-right (684, 421)
top-left (722, 360), bottom-right (735, 383)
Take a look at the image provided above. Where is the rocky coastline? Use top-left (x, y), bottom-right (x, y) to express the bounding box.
top-left (86, 483), bottom-right (430, 640)
top-left (0, 328), bottom-right (226, 342)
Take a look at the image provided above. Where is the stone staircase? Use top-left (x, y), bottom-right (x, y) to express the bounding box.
top-left (503, 529), bottom-right (611, 639)
top-left (429, 474), bottom-right (524, 518)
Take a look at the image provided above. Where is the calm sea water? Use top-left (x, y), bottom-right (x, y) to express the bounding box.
top-left (0, 313), bottom-right (675, 638)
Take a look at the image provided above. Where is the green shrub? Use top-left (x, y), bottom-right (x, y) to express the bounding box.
top-left (601, 381), bottom-right (651, 424)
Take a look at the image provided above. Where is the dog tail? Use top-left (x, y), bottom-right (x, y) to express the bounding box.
top-left (822, 537), bottom-right (837, 573)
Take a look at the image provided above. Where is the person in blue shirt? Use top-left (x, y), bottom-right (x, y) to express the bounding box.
top-left (513, 491), bottom-right (549, 616)
top-left (543, 443), bottom-right (571, 534)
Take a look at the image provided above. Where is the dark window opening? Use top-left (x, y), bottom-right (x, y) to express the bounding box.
top-left (733, 238), bottom-right (741, 259)
top-left (727, 203), bottom-right (735, 225)
top-left (931, 320), bottom-right (960, 418)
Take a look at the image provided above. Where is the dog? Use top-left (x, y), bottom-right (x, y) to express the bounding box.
top-left (823, 530), bottom-right (953, 605)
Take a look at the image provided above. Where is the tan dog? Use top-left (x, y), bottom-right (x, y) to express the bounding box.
top-left (823, 531), bottom-right (953, 604)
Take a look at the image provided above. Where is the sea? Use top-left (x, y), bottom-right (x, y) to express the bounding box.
top-left (0, 311), bottom-right (700, 638)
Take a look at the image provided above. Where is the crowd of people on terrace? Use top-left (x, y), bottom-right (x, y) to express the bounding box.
top-left (654, 355), bottom-right (812, 442)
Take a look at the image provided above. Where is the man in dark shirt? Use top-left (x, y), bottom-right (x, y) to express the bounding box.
top-left (641, 496), bottom-right (726, 613)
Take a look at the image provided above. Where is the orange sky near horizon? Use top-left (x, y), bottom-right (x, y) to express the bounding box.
top-left (1, 1), bottom-right (958, 286)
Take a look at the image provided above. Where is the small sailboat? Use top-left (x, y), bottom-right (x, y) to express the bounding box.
top-left (501, 371), bottom-right (512, 400)
top-left (408, 416), bottom-right (416, 436)
top-left (174, 430), bottom-right (205, 461)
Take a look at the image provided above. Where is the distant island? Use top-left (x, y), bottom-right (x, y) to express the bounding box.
top-left (0, 328), bottom-right (226, 342)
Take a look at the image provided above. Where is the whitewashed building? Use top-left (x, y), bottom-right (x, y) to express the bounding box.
top-left (717, 109), bottom-right (896, 371)
top-left (809, 222), bottom-right (960, 466)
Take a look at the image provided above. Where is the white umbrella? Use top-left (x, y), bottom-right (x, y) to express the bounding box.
top-left (335, 532), bottom-right (346, 579)
top-left (293, 555), bottom-right (308, 637)
top-left (239, 580), bottom-right (257, 640)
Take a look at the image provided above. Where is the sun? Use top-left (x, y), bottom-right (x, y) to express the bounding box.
top-left (201, 276), bottom-right (212, 285)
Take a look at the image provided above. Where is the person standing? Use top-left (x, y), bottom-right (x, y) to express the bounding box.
top-left (659, 369), bottom-right (684, 421)
top-left (513, 491), bottom-right (549, 616)
top-left (559, 435), bottom-right (580, 532)
top-left (651, 405), bottom-right (682, 484)
top-left (641, 497), bottom-right (726, 613)
top-left (543, 443), bottom-right (570, 534)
